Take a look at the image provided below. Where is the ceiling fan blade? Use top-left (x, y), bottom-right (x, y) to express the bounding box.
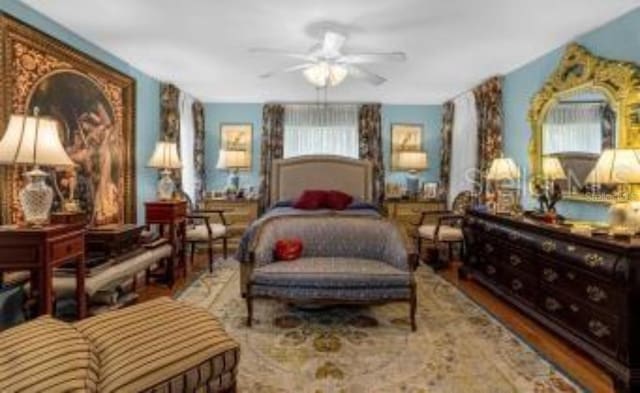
top-left (322, 31), bottom-right (346, 56)
top-left (346, 65), bottom-right (387, 85)
top-left (259, 63), bottom-right (314, 79)
top-left (249, 48), bottom-right (316, 61)
top-left (338, 52), bottom-right (407, 64)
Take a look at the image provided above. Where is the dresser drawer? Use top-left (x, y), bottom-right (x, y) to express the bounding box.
top-left (539, 261), bottom-right (621, 312)
top-left (50, 236), bottom-right (84, 263)
top-left (501, 267), bottom-right (537, 306)
top-left (539, 286), bottom-right (618, 355)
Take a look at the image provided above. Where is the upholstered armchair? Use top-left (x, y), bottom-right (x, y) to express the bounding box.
top-left (415, 191), bottom-right (473, 268)
top-left (181, 193), bottom-right (229, 272)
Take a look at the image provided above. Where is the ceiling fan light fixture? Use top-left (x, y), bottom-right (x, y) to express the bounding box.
top-left (303, 62), bottom-right (348, 87)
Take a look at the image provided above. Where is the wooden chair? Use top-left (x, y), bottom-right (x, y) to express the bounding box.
top-left (181, 192), bottom-right (229, 272)
top-left (414, 191), bottom-right (474, 269)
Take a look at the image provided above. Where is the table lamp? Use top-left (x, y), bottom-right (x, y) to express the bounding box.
top-left (585, 149), bottom-right (640, 235)
top-left (396, 151), bottom-right (428, 198)
top-left (147, 141), bottom-right (182, 200)
top-left (216, 149), bottom-right (248, 191)
top-left (486, 157), bottom-right (520, 213)
top-left (0, 108), bottom-right (75, 226)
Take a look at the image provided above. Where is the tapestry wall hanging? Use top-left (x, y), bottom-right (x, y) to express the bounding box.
top-left (0, 14), bottom-right (136, 225)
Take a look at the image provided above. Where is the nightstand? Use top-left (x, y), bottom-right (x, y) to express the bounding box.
top-left (384, 199), bottom-right (446, 237)
top-left (203, 199), bottom-right (258, 251)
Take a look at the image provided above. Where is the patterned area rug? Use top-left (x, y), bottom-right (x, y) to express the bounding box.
top-left (178, 261), bottom-right (584, 393)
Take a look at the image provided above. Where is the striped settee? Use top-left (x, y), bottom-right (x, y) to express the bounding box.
top-left (0, 297), bottom-right (239, 393)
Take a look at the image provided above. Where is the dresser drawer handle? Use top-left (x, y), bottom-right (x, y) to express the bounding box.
top-left (509, 255), bottom-right (522, 266)
top-left (586, 285), bottom-right (608, 303)
top-left (545, 297), bottom-right (562, 312)
top-left (484, 244), bottom-right (494, 254)
top-left (588, 320), bottom-right (611, 338)
top-left (584, 253), bottom-right (604, 268)
top-left (570, 304), bottom-right (580, 313)
top-left (511, 279), bottom-right (523, 291)
top-left (508, 233), bottom-right (519, 241)
top-left (543, 268), bottom-right (559, 283)
top-left (486, 265), bottom-right (496, 275)
top-left (541, 240), bottom-right (556, 253)
top-left (566, 272), bottom-right (576, 281)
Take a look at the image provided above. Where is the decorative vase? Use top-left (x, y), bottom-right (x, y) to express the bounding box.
top-left (19, 167), bottom-right (53, 226)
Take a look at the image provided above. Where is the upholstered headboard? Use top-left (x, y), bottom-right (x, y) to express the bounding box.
top-left (270, 155), bottom-right (373, 204)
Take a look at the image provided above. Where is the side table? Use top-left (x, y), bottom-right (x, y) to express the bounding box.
top-left (144, 200), bottom-right (187, 286)
top-left (0, 224), bottom-right (86, 319)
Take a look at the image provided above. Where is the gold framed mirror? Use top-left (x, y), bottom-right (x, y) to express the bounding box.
top-left (528, 43), bottom-right (640, 202)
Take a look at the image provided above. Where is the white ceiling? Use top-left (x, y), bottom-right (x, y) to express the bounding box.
top-left (20, 0), bottom-right (640, 104)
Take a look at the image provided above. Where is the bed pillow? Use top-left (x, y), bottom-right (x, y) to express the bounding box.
top-left (326, 190), bottom-right (354, 210)
top-left (293, 190), bottom-right (328, 209)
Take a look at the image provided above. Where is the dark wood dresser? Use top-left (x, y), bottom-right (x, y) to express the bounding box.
top-left (462, 211), bottom-right (640, 392)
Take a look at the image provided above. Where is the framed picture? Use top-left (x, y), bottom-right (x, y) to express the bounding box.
top-left (220, 123), bottom-right (252, 170)
top-left (0, 15), bottom-right (135, 226)
top-left (391, 123), bottom-right (423, 170)
top-left (422, 182), bottom-right (439, 199)
top-left (385, 182), bottom-right (404, 199)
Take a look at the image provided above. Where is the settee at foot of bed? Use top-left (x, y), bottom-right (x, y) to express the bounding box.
top-left (244, 215), bottom-right (418, 331)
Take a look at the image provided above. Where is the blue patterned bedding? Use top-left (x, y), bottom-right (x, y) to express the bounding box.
top-left (235, 204), bottom-right (382, 263)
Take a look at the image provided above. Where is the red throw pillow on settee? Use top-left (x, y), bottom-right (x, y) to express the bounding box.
top-left (293, 190), bottom-right (328, 209)
top-left (326, 190), bottom-right (353, 210)
top-left (274, 238), bottom-right (303, 261)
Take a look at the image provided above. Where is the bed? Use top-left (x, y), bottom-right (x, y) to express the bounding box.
top-left (238, 155), bottom-right (417, 330)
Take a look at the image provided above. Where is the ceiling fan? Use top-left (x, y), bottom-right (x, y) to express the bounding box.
top-left (251, 31), bottom-right (406, 87)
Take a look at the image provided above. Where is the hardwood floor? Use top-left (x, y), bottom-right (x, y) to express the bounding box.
top-left (137, 254), bottom-right (613, 392)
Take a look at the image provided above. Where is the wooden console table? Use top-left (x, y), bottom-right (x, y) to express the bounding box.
top-left (0, 224), bottom-right (86, 319)
top-left (145, 201), bottom-right (187, 286)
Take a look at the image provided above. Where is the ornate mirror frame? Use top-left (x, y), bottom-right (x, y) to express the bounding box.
top-left (528, 43), bottom-right (640, 201)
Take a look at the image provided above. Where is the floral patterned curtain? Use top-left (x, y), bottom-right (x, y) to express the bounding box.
top-left (259, 104), bottom-right (285, 212)
top-left (160, 83), bottom-right (181, 189)
top-left (439, 101), bottom-right (455, 201)
top-left (358, 104), bottom-right (385, 206)
top-left (192, 101), bottom-right (206, 206)
top-left (473, 76), bottom-right (503, 197)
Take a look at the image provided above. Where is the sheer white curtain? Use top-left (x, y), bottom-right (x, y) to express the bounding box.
top-left (283, 104), bottom-right (359, 158)
top-left (448, 92), bottom-right (478, 208)
top-left (542, 103), bottom-right (602, 155)
top-left (179, 91), bottom-right (196, 202)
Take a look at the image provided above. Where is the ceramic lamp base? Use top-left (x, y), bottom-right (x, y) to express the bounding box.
top-left (158, 170), bottom-right (175, 200)
top-left (19, 167), bottom-right (53, 226)
top-left (405, 170), bottom-right (420, 198)
top-left (227, 169), bottom-right (240, 191)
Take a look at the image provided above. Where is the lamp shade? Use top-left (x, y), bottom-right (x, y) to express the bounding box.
top-left (542, 156), bottom-right (567, 180)
top-left (147, 141), bottom-right (182, 169)
top-left (216, 149), bottom-right (249, 169)
top-left (0, 114), bottom-right (74, 167)
top-left (396, 151), bottom-right (428, 171)
top-left (585, 148), bottom-right (640, 184)
top-left (486, 157), bottom-right (520, 181)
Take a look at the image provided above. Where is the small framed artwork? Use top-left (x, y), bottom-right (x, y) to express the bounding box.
top-left (422, 182), bottom-right (439, 199)
top-left (391, 123), bottom-right (423, 170)
top-left (385, 182), bottom-right (404, 199)
top-left (220, 123), bottom-right (252, 170)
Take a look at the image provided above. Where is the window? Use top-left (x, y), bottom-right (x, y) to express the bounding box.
top-left (283, 104), bottom-right (359, 158)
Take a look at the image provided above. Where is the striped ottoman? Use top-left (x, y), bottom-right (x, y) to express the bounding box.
top-left (74, 297), bottom-right (239, 393)
top-left (0, 315), bottom-right (99, 392)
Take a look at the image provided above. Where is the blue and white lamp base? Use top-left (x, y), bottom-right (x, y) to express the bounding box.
top-left (405, 170), bottom-right (420, 198)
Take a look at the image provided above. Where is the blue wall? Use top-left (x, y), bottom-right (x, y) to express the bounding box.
top-left (0, 0), bottom-right (161, 223)
top-left (503, 7), bottom-right (640, 222)
top-left (204, 103), bottom-right (442, 192)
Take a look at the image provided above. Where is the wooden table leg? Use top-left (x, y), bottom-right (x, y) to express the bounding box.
top-left (180, 220), bottom-right (187, 278)
top-left (167, 223), bottom-right (176, 287)
top-left (75, 254), bottom-right (86, 319)
top-left (42, 264), bottom-right (53, 316)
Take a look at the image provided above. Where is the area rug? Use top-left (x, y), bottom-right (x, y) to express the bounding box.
top-left (178, 261), bottom-right (584, 393)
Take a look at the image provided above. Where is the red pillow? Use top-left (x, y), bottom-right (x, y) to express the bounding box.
top-left (274, 238), bottom-right (303, 261)
top-left (293, 190), bottom-right (328, 210)
top-left (326, 190), bottom-right (354, 210)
